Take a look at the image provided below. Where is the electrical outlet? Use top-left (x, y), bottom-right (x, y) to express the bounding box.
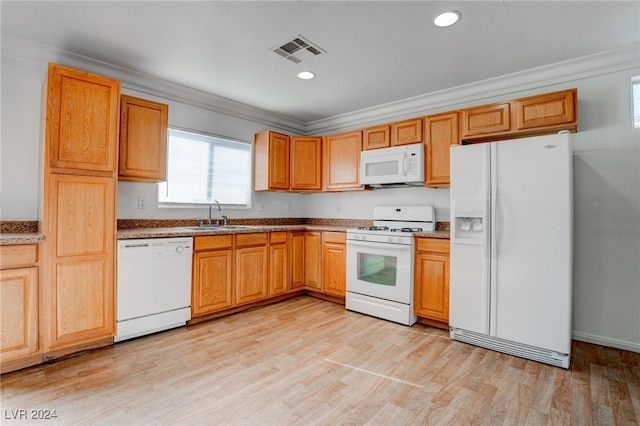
top-left (259, 203), bottom-right (266, 212)
top-left (336, 202), bottom-right (342, 212)
top-left (287, 201), bottom-right (292, 211)
top-left (138, 196), bottom-right (147, 209)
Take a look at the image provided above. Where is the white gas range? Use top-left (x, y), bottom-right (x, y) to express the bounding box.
top-left (345, 205), bottom-right (435, 326)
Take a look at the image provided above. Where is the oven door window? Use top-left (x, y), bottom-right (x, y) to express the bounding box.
top-left (358, 252), bottom-right (397, 286)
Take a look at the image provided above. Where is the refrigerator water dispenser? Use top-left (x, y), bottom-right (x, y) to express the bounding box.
top-left (452, 200), bottom-right (485, 243)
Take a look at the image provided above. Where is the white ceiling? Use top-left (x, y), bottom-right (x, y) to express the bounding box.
top-left (2, 1), bottom-right (639, 124)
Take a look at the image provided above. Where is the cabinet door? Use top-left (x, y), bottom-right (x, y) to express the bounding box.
top-left (0, 267), bottom-right (39, 363)
top-left (322, 233), bottom-right (346, 297)
top-left (269, 232), bottom-right (289, 296)
top-left (461, 102), bottom-right (511, 139)
top-left (363, 125), bottom-right (390, 150)
top-left (291, 136), bottom-right (322, 191)
top-left (44, 174), bottom-right (116, 351)
top-left (514, 89), bottom-right (577, 131)
top-left (391, 118), bottom-right (423, 146)
top-left (119, 95), bottom-right (168, 182)
top-left (323, 131), bottom-right (363, 191)
top-left (192, 249), bottom-right (234, 316)
top-left (414, 253), bottom-right (449, 322)
top-left (424, 111), bottom-right (460, 187)
top-left (236, 245), bottom-right (269, 304)
top-left (46, 63), bottom-right (120, 174)
top-left (304, 232), bottom-right (322, 290)
top-left (254, 131), bottom-right (290, 191)
top-left (290, 232), bottom-right (306, 290)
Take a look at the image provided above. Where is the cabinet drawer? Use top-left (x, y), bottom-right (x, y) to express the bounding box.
top-left (323, 231), bottom-right (346, 244)
top-left (194, 235), bottom-right (233, 251)
top-left (0, 245), bottom-right (38, 269)
top-left (415, 238), bottom-right (450, 254)
top-left (236, 233), bottom-right (268, 248)
top-left (270, 231), bottom-right (288, 244)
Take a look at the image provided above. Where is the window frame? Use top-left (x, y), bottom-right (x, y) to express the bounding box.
top-left (158, 127), bottom-right (253, 209)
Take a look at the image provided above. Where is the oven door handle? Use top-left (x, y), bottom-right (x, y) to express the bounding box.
top-left (347, 239), bottom-right (413, 252)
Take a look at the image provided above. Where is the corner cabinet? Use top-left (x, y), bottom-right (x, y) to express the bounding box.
top-left (192, 235), bottom-right (234, 317)
top-left (290, 136), bottom-right (322, 191)
top-left (323, 130), bottom-right (363, 191)
top-left (0, 245), bottom-right (41, 373)
top-left (42, 63), bottom-right (119, 356)
top-left (118, 95), bottom-right (168, 182)
top-left (254, 130), bottom-right (290, 191)
top-left (414, 238), bottom-right (450, 328)
top-left (424, 111), bottom-right (460, 187)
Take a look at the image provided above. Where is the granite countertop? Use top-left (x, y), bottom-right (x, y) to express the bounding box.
top-left (0, 233), bottom-right (44, 245)
top-left (117, 224), bottom-right (355, 239)
top-left (117, 225), bottom-right (450, 240)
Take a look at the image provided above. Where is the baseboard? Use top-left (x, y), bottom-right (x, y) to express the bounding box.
top-left (572, 331), bottom-right (640, 353)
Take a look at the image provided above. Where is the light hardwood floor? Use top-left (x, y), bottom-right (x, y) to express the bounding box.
top-left (2, 296), bottom-right (639, 425)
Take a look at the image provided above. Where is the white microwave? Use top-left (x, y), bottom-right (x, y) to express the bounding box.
top-left (360, 143), bottom-right (425, 187)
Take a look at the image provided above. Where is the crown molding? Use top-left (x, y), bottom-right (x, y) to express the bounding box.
top-left (3, 35), bottom-right (638, 136)
top-left (1, 34), bottom-right (307, 134)
top-left (306, 43), bottom-right (640, 135)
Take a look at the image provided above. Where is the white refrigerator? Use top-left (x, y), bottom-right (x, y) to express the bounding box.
top-left (449, 132), bottom-right (573, 368)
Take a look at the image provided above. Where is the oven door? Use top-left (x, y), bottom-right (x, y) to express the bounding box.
top-left (346, 239), bottom-right (413, 304)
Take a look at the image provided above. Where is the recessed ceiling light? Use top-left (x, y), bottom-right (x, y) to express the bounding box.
top-left (298, 71), bottom-right (316, 80)
top-left (434, 10), bottom-right (461, 27)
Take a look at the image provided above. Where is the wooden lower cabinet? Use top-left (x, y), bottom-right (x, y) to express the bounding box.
top-left (0, 245), bottom-right (40, 373)
top-left (414, 238), bottom-right (450, 326)
top-left (322, 232), bottom-right (346, 297)
top-left (269, 232), bottom-right (289, 296)
top-left (192, 235), bottom-right (234, 317)
top-left (235, 233), bottom-right (269, 305)
top-left (290, 232), bottom-right (306, 290)
top-left (304, 231), bottom-right (323, 290)
top-left (44, 173), bottom-right (116, 352)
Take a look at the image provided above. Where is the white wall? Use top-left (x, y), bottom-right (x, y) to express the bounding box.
top-left (1, 37), bottom-right (639, 352)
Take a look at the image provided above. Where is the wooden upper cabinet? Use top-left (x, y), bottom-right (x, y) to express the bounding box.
top-left (254, 131), bottom-right (290, 191)
top-left (323, 130), bottom-right (363, 191)
top-left (363, 124), bottom-right (390, 150)
top-left (391, 118), bottom-right (423, 146)
top-left (46, 63), bottom-right (120, 174)
top-left (461, 102), bottom-right (511, 139)
top-left (424, 111), bottom-right (460, 188)
top-left (290, 136), bottom-right (322, 191)
top-left (514, 88), bottom-right (577, 132)
top-left (118, 95), bottom-right (168, 182)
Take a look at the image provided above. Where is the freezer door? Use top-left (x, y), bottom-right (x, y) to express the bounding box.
top-left (449, 143), bottom-right (491, 334)
top-left (492, 133), bottom-right (573, 354)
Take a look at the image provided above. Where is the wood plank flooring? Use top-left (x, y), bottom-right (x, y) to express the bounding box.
top-left (2, 296), bottom-right (639, 425)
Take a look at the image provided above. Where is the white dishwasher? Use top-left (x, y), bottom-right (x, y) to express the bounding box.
top-left (116, 237), bottom-right (193, 342)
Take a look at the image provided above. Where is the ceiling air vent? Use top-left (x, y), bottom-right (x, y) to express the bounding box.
top-left (271, 35), bottom-right (326, 64)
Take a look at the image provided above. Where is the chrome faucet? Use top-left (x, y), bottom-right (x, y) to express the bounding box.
top-left (208, 200), bottom-right (221, 225)
top-left (221, 215), bottom-right (228, 226)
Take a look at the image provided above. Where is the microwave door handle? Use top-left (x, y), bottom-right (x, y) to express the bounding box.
top-left (402, 152), bottom-right (409, 176)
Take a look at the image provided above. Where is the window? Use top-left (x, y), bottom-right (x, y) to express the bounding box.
top-left (158, 128), bottom-right (252, 207)
top-left (633, 76), bottom-right (640, 129)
